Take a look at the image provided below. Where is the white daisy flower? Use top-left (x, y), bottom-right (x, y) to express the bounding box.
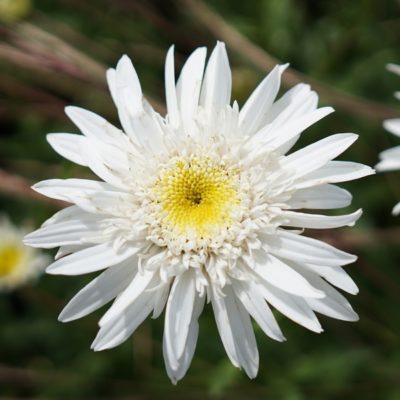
top-left (0, 216), bottom-right (47, 292)
top-left (376, 63), bottom-right (400, 215)
top-left (24, 42), bottom-right (374, 383)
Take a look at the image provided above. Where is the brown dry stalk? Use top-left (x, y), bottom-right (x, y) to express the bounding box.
top-left (0, 169), bottom-right (67, 208)
top-left (181, 0), bottom-right (399, 120)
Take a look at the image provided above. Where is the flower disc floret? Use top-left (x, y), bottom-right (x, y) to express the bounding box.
top-left (152, 156), bottom-right (240, 239)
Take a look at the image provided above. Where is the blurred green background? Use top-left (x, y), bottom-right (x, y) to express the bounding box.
top-left (0, 0), bottom-right (400, 398)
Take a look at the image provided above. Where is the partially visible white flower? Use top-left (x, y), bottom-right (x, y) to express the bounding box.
top-left (376, 63), bottom-right (400, 215)
top-left (25, 42), bottom-right (374, 383)
top-left (0, 216), bottom-right (47, 291)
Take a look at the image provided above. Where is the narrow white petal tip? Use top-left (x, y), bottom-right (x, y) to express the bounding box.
top-left (348, 254), bottom-right (358, 264)
top-left (64, 105), bottom-right (79, 117)
top-left (324, 106), bottom-right (335, 114)
top-left (57, 312), bottom-right (70, 323)
top-left (22, 234), bottom-right (40, 248)
top-left (31, 182), bottom-right (41, 191)
top-left (279, 63), bottom-right (290, 72)
top-left (392, 202), bottom-right (400, 216)
top-left (117, 54), bottom-right (133, 66)
top-left (367, 166), bottom-right (376, 175)
top-left (351, 313), bottom-right (360, 322)
top-left (351, 286), bottom-right (360, 295)
top-left (247, 371), bottom-right (258, 380)
top-left (167, 44), bottom-right (175, 55)
top-left (90, 338), bottom-right (107, 352)
top-left (349, 209), bottom-right (363, 225)
top-left (46, 133), bottom-right (56, 143)
top-left (169, 377), bottom-right (178, 385)
top-left (22, 232), bottom-right (33, 244)
top-left (45, 265), bottom-right (59, 275)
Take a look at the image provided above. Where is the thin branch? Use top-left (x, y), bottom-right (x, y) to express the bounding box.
top-left (0, 169), bottom-right (67, 208)
top-left (0, 23), bottom-right (165, 114)
top-left (181, 0), bottom-right (399, 120)
top-left (312, 227), bottom-right (400, 248)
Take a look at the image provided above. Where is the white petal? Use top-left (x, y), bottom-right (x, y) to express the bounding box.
top-left (262, 84), bottom-right (315, 127)
top-left (307, 295), bottom-right (358, 321)
top-left (32, 178), bottom-right (121, 202)
top-left (164, 269), bottom-right (197, 365)
top-left (165, 46), bottom-right (180, 128)
top-left (211, 286), bottom-right (259, 378)
top-left (32, 179), bottom-right (133, 214)
top-left (163, 293), bottom-right (204, 384)
top-left (58, 259), bottom-right (137, 322)
top-left (99, 269), bottom-right (155, 327)
top-left (239, 64), bottom-right (285, 135)
top-left (91, 291), bottom-right (154, 351)
top-left (279, 209), bottom-right (362, 229)
top-left (287, 184), bottom-right (352, 209)
top-left (41, 205), bottom-right (87, 227)
top-left (114, 55), bottom-right (142, 131)
top-left (393, 202), bottom-right (400, 216)
top-left (106, 68), bottom-right (117, 106)
top-left (111, 56), bottom-right (165, 152)
top-left (257, 281), bottom-right (323, 333)
top-left (176, 47), bottom-right (207, 133)
top-left (200, 41), bottom-right (231, 114)
top-left (65, 106), bottom-right (121, 142)
top-left (152, 281), bottom-right (172, 319)
top-left (266, 107), bottom-right (334, 151)
top-left (163, 320), bottom-right (198, 384)
top-left (251, 85), bottom-right (319, 154)
top-left (283, 133), bottom-right (358, 178)
top-left (263, 229), bottom-right (357, 266)
top-left (232, 279), bottom-right (285, 341)
top-left (246, 106), bottom-right (334, 155)
top-left (296, 269), bottom-right (359, 321)
top-left (79, 138), bottom-right (126, 188)
top-left (47, 133), bottom-right (88, 166)
top-left (46, 242), bottom-right (140, 275)
top-left (295, 161), bottom-right (375, 189)
top-left (210, 287), bottom-right (239, 368)
top-left (24, 215), bottom-right (102, 248)
top-left (303, 264), bottom-right (358, 295)
top-left (383, 118), bottom-right (400, 137)
top-left (247, 252), bottom-right (324, 298)
top-left (55, 244), bottom-right (88, 260)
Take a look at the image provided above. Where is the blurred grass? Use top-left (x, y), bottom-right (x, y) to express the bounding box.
top-left (0, 0), bottom-right (400, 398)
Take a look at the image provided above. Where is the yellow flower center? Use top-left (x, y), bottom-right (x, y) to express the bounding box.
top-left (0, 245), bottom-right (22, 277)
top-left (153, 157), bottom-right (240, 238)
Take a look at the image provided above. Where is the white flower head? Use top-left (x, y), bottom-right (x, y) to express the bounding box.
top-left (376, 63), bottom-right (400, 215)
top-left (25, 42), bottom-right (374, 383)
top-left (0, 216), bottom-right (47, 291)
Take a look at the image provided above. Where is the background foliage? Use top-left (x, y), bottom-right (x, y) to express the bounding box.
top-left (0, 0), bottom-right (399, 398)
